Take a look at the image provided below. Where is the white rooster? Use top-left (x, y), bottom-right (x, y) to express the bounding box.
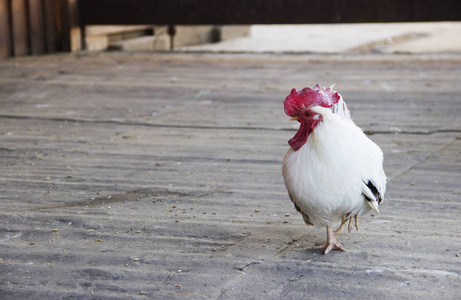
top-left (282, 85), bottom-right (386, 254)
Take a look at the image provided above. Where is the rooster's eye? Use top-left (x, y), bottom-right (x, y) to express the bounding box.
top-left (305, 112), bottom-right (310, 117)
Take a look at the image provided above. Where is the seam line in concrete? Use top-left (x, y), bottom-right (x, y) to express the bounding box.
top-left (1, 115), bottom-right (460, 135)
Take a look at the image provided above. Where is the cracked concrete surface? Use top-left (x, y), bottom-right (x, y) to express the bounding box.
top-left (0, 52), bottom-right (460, 299)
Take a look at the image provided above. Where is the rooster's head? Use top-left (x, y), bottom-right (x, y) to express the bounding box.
top-left (284, 84), bottom-right (341, 151)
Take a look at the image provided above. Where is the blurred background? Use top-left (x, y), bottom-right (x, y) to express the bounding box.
top-left (1, 0), bottom-right (460, 58)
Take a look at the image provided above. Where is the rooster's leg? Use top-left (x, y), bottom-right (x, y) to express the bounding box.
top-left (347, 215), bottom-right (360, 233)
top-left (334, 216), bottom-right (347, 236)
top-left (314, 226), bottom-right (346, 255)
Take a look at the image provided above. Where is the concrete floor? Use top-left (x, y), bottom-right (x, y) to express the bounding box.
top-left (0, 52), bottom-right (460, 299)
top-left (179, 22), bottom-right (461, 54)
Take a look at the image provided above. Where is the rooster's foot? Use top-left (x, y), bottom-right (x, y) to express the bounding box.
top-left (315, 226), bottom-right (346, 254)
top-left (314, 240), bottom-right (346, 255)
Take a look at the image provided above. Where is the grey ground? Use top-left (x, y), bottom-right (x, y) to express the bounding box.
top-left (0, 52), bottom-right (460, 299)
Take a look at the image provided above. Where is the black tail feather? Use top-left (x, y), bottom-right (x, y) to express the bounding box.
top-left (364, 180), bottom-right (382, 204)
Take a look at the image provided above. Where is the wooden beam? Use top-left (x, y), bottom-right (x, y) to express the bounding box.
top-left (55, 0), bottom-right (71, 51)
top-left (67, 0), bottom-right (81, 51)
top-left (11, 0), bottom-right (29, 56)
top-left (28, 0), bottom-right (46, 55)
top-left (0, 0), bottom-right (12, 58)
top-left (55, 0), bottom-right (80, 52)
top-left (43, 0), bottom-right (57, 52)
top-left (79, 0), bottom-right (461, 26)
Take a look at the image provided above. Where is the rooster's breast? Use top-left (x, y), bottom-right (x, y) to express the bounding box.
top-left (282, 121), bottom-right (378, 226)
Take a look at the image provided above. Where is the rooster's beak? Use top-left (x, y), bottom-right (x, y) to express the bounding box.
top-left (289, 116), bottom-right (299, 121)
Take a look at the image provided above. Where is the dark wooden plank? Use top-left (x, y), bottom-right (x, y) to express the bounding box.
top-left (0, 0), bottom-right (12, 58)
top-left (79, 0), bottom-right (461, 25)
top-left (11, 0), bottom-right (29, 56)
top-left (54, 0), bottom-right (71, 51)
top-left (28, 0), bottom-right (46, 55)
top-left (43, 0), bottom-right (57, 52)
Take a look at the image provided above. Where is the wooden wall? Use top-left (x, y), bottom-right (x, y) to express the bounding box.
top-left (0, 0), bottom-right (80, 59)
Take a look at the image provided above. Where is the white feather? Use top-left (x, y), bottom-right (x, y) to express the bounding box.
top-left (282, 105), bottom-right (386, 227)
top-left (332, 95), bottom-right (352, 121)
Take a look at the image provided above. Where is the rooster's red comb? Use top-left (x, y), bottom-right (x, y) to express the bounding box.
top-left (284, 84), bottom-right (341, 117)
